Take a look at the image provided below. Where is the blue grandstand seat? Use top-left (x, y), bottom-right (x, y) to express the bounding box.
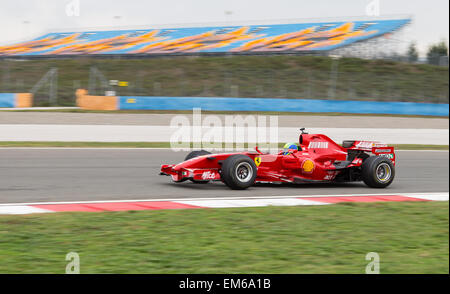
top-left (0, 19), bottom-right (410, 56)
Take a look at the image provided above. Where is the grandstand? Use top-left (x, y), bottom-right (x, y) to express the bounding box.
top-left (0, 18), bottom-right (410, 57)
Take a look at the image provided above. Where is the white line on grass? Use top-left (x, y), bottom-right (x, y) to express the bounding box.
top-left (0, 192), bottom-right (447, 206)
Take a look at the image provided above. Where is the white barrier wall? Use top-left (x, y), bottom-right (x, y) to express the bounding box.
top-left (0, 124), bottom-right (447, 145)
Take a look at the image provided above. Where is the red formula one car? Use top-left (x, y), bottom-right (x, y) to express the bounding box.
top-left (160, 128), bottom-right (396, 190)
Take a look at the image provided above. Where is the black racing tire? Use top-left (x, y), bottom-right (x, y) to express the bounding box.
top-left (185, 150), bottom-right (211, 161)
top-left (184, 150), bottom-right (212, 183)
top-left (361, 156), bottom-right (395, 188)
top-left (221, 155), bottom-right (257, 190)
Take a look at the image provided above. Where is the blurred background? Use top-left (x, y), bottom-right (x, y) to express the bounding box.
top-left (0, 0), bottom-right (448, 107)
top-left (0, 0), bottom-right (448, 275)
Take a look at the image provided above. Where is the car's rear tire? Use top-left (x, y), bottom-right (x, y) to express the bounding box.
top-left (184, 150), bottom-right (212, 184)
top-left (361, 156), bottom-right (395, 188)
top-left (221, 155), bottom-right (257, 190)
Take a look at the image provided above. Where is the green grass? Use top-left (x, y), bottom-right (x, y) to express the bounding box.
top-left (0, 141), bottom-right (447, 150)
top-left (1, 55), bottom-right (448, 106)
top-left (391, 144), bottom-right (449, 150)
top-left (0, 201), bottom-right (447, 273)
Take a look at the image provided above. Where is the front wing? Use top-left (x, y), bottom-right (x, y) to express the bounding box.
top-left (160, 164), bottom-right (221, 182)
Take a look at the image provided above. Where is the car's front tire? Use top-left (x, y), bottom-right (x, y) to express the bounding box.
top-left (184, 150), bottom-right (212, 184)
top-left (361, 156), bottom-right (395, 188)
top-left (221, 155), bottom-right (257, 190)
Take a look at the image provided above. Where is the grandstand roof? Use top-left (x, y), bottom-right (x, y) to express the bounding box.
top-left (0, 19), bottom-right (410, 56)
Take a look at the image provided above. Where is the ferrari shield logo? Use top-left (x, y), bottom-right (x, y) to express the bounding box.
top-left (254, 157), bottom-right (262, 167)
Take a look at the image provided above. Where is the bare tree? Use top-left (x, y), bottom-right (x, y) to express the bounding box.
top-left (407, 42), bottom-right (418, 63)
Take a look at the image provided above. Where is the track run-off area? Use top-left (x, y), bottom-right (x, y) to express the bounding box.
top-left (0, 149), bottom-right (448, 205)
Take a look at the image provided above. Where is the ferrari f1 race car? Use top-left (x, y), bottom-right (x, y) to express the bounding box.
top-left (160, 128), bottom-right (396, 190)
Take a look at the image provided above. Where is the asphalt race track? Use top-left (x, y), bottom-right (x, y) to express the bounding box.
top-left (0, 149), bottom-right (448, 204)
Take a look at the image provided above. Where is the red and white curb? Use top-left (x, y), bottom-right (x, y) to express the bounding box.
top-left (0, 192), bottom-right (448, 215)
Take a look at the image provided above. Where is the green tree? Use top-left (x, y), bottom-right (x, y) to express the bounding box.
top-left (427, 40), bottom-right (448, 65)
top-left (407, 42), bottom-right (418, 63)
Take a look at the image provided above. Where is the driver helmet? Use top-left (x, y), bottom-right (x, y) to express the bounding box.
top-left (282, 142), bottom-right (300, 155)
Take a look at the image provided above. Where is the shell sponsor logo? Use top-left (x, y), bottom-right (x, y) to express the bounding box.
top-left (302, 159), bottom-right (315, 173)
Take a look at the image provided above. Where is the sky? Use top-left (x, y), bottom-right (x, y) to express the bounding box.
top-left (0, 0), bottom-right (448, 57)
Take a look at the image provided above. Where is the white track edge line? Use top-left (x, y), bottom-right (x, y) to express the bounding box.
top-left (1, 192), bottom-right (448, 206)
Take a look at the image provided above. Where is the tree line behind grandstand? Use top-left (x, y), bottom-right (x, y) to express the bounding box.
top-left (0, 55), bottom-right (448, 106)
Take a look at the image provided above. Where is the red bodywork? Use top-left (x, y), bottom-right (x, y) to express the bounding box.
top-left (160, 133), bottom-right (395, 185)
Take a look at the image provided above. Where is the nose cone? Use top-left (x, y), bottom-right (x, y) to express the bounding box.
top-left (174, 155), bottom-right (208, 170)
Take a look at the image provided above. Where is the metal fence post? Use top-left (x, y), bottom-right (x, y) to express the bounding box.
top-left (49, 68), bottom-right (58, 105)
top-left (328, 55), bottom-right (340, 99)
top-left (29, 67), bottom-right (58, 106)
top-left (2, 60), bottom-right (10, 92)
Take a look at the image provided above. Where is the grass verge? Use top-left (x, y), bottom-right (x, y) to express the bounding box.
top-left (0, 201), bottom-right (447, 273)
top-left (0, 141), bottom-right (448, 150)
top-left (1, 55), bottom-right (448, 106)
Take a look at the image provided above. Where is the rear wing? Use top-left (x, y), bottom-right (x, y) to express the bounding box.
top-left (345, 141), bottom-right (395, 165)
top-left (344, 141), bottom-right (388, 150)
top-left (372, 146), bottom-right (396, 165)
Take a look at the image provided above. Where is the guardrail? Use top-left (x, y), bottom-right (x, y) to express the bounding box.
top-left (0, 93), bottom-right (33, 108)
top-left (75, 90), bottom-right (449, 116)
